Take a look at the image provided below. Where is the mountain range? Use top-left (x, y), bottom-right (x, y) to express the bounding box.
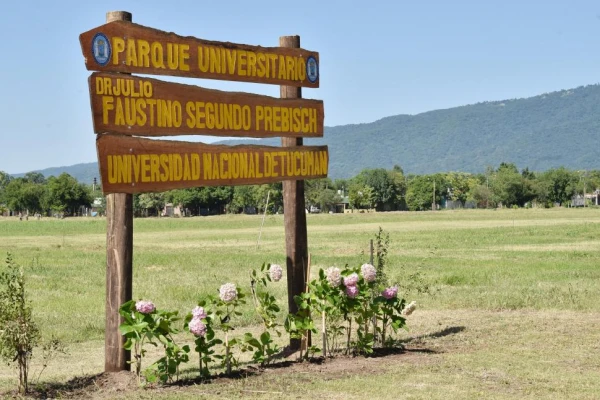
top-left (13, 83), bottom-right (600, 182)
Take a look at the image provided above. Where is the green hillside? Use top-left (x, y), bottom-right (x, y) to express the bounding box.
top-left (13, 84), bottom-right (600, 181)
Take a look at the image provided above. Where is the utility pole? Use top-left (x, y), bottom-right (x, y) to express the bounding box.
top-left (432, 180), bottom-right (436, 211)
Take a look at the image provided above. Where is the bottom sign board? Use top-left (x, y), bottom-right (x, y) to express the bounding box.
top-left (96, 134), bottom-right (329, 194)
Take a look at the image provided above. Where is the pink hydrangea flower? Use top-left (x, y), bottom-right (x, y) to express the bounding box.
top-left (382, 285), bottom-right (398, 299)
top-left (361, 263), bottom-right (377, 283)
top-left (346, 285), bottom-right (359, 298)
top-left (269, 264), bottom-right (283, 282)
top-left (219, 283), bottom-right (237, 302)
top-left (343, 273), bottom-right (359, 287)
top-left (325, 267), bottom-right (341, 287)
top-left (192, 306), bottom-right (207, 319)
top-left (189, 318), bottom-right (207, 337)
top-left (135, 300), bottom-right (155, 314)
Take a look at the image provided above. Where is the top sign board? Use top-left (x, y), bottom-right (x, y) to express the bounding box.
top-left (80, 21), bottom-right (319, 88)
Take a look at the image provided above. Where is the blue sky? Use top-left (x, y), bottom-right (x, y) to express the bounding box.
top-left (2, 0), bottom-right (600, 174)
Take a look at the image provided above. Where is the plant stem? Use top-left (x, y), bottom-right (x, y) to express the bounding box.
top-left (322, 310), bottom-right (327, 358)
top-left (225, 331), bottom-right (231, 375)
top-left (346, 319), bottom-right (352, 355)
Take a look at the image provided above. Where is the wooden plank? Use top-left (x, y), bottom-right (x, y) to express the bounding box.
top-left (96, 134), bottom-right (329, 194)
top-left (80, 21), bottom-right (320, 88)
top-left (88, 72), bottom-right (324, 138)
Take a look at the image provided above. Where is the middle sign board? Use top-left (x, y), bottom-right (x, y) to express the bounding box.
top-left (89, 72), bottom-right (324, 138)
top-left (97, 134), bottom-right (329, 194)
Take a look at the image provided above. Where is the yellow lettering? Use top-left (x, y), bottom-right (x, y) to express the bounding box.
top-left (237, 50), bottom-right (247, 76)
top-left (102, 96), bottom-right (114, 125)
top-left (256, 53), bottom-right (266, 78)
top-left (151, 42), bottom-right (165, 69)
top-left (179, 44), bottom-right (190, 71)
top-left (277, 55), bottom-right (286, 79)
top-left (203, 153), bottom-right (213, 179)
top-left (198, 46), bottom-right (209, 72)
top-left (183, 154), bottom-right (191, 180)
top-left (138, 40), bottom-right (150, 67)
top-left (115, 98), bottom-right (125, 125)
top-left (247, 51), bottom-right (256, 76)
top-left (173, 154), bottom-right (183, 181)
top-left (108, 156), bottom-right (117, 184)
top-left (220, 153), bottom-right (229, 179)
top-left (126, 38), bottom-right (138, 66)
top-left (191, 153), bottom-right (200, 180)
top-left (255, 106), bottom-right (264, 131)
top-left (112, 37), bottom-right (125, 66)
top-left (286, 56), bottom-right (295, 81)
top-left (160, 154), bottom-right (169, 182)
top-left (150, 154), bottom-right (160, 182)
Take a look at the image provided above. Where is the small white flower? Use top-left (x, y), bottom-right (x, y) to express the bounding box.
top-left (219, 283), bottom-right (237, 302)
top-left (325, 267), bottom-right (342, 287)
top-left (361, 263), bottom-right (377, 283)
top-left (269, 264), bottom-right (283, 282)
top-left (402, 301), bottom-right (417, 316)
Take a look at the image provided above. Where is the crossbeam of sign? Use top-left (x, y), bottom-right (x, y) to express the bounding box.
top-left (97, 135), bottom-right (329, 194)
top-left (80, 21), bottom-right (319, 88)
top-left (89, 72), bottom-right (324, 138)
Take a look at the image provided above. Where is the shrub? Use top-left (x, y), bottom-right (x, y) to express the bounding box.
top-left (0, 253), bottom-right (40, 394)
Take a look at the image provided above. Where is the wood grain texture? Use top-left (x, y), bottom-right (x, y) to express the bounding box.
top-left (88, 72), bottom-right (324, 138)
top-left (80, 21), bottom-right (319, 88)
top-left (96, 134), bottom-right (328, 194)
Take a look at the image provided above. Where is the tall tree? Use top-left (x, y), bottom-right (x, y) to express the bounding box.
top-left (539, 167), bottom-right (578, 206)
top-left (45, 173), bottom-right (92, 215)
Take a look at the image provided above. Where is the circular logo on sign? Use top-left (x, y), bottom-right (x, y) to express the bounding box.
top-left (306, 56), bottom-right (319, 84)
top-left (92, 33), bottom-right (111, 66)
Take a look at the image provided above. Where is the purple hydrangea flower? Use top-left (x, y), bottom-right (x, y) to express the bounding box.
top-left (382, 285), bottom-right (398, 299)
top-left (325, 267), bottom-right (342, 287)
top-left (269, 264), bottom-right (283, 282)
top-left (219, 283), bottom-right (237, 302)
top-left (192, 306), bottom-right (207, 319)
top-left (346, 285), bottom-right (359, 298)
top-left (361, 263), bottom-right (377, 283)
top-left (189, 318), bottom-right (207, 337)
top-left (135, 300), bottom-right (155, 314)
top-left (343, 273), bottom-right (359, 287)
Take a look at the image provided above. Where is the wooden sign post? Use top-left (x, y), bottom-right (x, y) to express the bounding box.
top-left (280, 35), bottom-right (310, 351)
top-left (82, 12), bottom-right (325, 370)
top-left (104, 11), bottom-right (133, 373)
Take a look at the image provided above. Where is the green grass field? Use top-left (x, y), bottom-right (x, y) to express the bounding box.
top-left (1, 208), bottom-right (599, 398)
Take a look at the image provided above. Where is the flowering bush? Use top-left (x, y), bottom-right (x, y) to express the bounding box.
top-left (119, 300), bottom-right (189, 383)
top-left (244, 263), bottom-right (283, 366)
top-left (286, 262), bottom-right (412, 357)
top-left (184, 300), bottom-right (221, 378)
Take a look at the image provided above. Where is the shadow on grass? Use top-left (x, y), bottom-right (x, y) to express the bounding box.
top-left (16, 328), bottom-right (465, 398)
top-left (401, 326), bottom-right (466, 344)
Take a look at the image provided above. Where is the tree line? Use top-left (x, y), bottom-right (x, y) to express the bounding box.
top-left (0, 163), bottom-right (597, 217)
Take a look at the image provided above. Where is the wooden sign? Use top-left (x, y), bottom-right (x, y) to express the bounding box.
top-left (97, 134), bottom-right (329, 194)
top-left (80, 21), bottom-right (320, 88)
top-left (89, 72), bottom-right (324, 138)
